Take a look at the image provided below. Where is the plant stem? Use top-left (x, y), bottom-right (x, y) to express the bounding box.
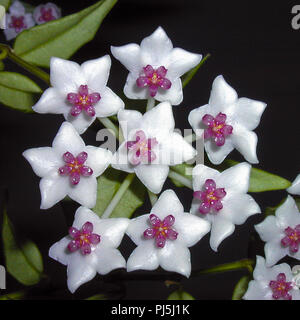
top-left (146, 97), bottom-right (155, 111)
top-left (0, 44), bottom-right (50, 85)
top-left (148, 189), bottom-right (158, 206)
top-left (98, 117), bottom-right (122, 141)
top-left (101, 173), bottom-right (135, 218)
top-left (168, 170), bottom-right (193, 189)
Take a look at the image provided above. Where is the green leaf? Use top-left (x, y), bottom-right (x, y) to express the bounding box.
top-left (169, 163), bottom-right (193, 187)
top-left (93, 167), bottom-right (146, 218)
top-left (296, 198), bottom-right (300, 211)
top-left (0, 291), bottom-right (25, 300)
top-left (182, 53), bottom-right (210, 88)
top-left (0, 61), bottom-right (4, 71)
top-left (0, 0), bottom-right (11, 10)
top-left (13, 0), bottom-right (117, 68)
top-left (0, 71), bottom-right (42, 112)
top-left (168, 290), bottom-right (195, 300)
top-left (85, 293), bottom-right (108, 300)
top-left (2, 208), bottom-right (43, 286)
top-left (232, 276), bottom-right (250, 300)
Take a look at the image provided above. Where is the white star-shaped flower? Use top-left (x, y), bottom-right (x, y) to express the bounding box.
top-left (111, 101), bottom-right (196, 194)
top-left (287, 174), bottom-right (300, 196)
top-left (126, 189), bottom-right (210, 277)
top-left (255, 196), bottom-right (300, 267)
top-left (33, 2), bottom-right (61, 25)
top-left (243, 256), bottom-right (300, 300)
top-left (188, 75), bottom-right (267, 165)
top-left (23, 122), bottom-right (112, 209)
top-left (32, 55), bottom-right (124, 134)
top-left (49, 206), bottom-right (129, 293)
top-left (4, 0), bottom-right (35, 40)
top-left (111, 26), bottom-right (202, 105)
top-left (190, 162), bottom-right (261, 251)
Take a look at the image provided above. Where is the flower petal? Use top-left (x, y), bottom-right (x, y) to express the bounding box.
top-left (48, 236), bottom-right (71, 266)
top-left (68, 176), bottom-right (97, 208)
top-left (93, 246), bottom-right (126, 275)
top-left (151, 189), bottom-right (184, 219)
top-left (204, 137), bottom-right (234, 165)
top-left (111, 142), bottom-right (135, 173)
top-left (287, 174), bottom-right (300, 196)
top-left (84, 146), bottom-right (112, 177)
top-left (175, 213), bottom-right (210, 247)
top-left (24, 13), bottom-right (35, 28)
top-left (124, 73), bottom-right (149, 100)
top-left (140, 26), bottom-right (173, 66)
top-left (159, 132), bottom-right (196, 165)
top-left (166, 48), bottom-right (202, 79)
top-left (10, 0), bottom-right (25, 15)
top-left (111, 43), bottom-right (142, 74)
top-left (209, 75), bottom-right (238, 108)
top-left (66, 251), bottom-right (97, 293)
top-left (23, 147), bottom-right (61, 178)
top-left (50, 57), bottom-right (85, 93)
top-left (95, 87), bottom-right (124, 118)
top-left (135, 163), bottom-right (169, 194)
top-left (81, 55), bottom-right (111, 93)
top-left (64, 112), bottom-right (96, 135)
top-left (243, 280), bottom-right (270, 300)
top-left (253, 256), bottom-right (270, 281)
top-left (233, 98), bottom-right (267, 131)
top-left (276, 196), bottom-right (300, 229)
top-left (209, 217), bottom-right (235, 251)
top-left (231, 126), bottom-right (259, 164)
top-left (52, 122), bottom-right (85, 156)
top-left (264, 241), bottom-right (287, 267)
top-left (154, 78), bottom-right (183, 105)
top-left (126, 214), bottom-right (151, 246)
top-left (192, 164), bottom-right (220, 191)
top-left (127, 242), bottom-right (159, 272)
top-left (255, 216), bottom-right (282, 242)
top-left (118, 109), bottom-right (143, 139)
top-left (32, 87), bottom-right (69, 114)
top-left (40, 170), bottom-right (68, 209)
top-left (158, 241), bottom-right (191, 277)
top-left (188, 104), bottom-right (211, 136)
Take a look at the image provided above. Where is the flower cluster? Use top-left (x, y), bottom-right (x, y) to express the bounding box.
top-left (4, 1), bottom-right (61, 41)
top-left (22, 25), bottom-right (299, 301)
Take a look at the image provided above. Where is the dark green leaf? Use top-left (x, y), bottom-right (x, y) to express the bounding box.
top-left (232, 275), bottom-right (250, 300)
top-left (93, 167), bottom-right (146, 218)
top-left (0, 0), bottom-right (11, 10)
top-left (13, 0), bottom-right (117, 67)
top-left (0, 291), bottom-right (25, 300)
top-left (0, 71), bottom-right (41, 112)
top-left (2, 208), bottom-right (43, 286)
top-left (182, 53), bottom-right (210, 88)
top-left (85, 293), bottom-right (108, 300)
top-left (168, 290), bottom-right (195, 300)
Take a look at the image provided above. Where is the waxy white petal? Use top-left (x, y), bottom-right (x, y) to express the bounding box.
top-left (209, 75), bottom-right (238, 107)
top-left (94, 246), bottom-right (126, 275)
top-left (111, 43), bottom-right (141, 74)
top-left (95, 87), bottom-right (124, 118)
top-left (209, 217), bottom-right (235, 252)
top-left (287, 174), bottom-right (300, 195)
top-left (64, 111), bottom-right (96, 135)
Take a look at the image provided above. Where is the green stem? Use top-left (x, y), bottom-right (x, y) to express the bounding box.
top-left (0, 44), bottom-right (50, 85)
top-left (146, 97), bottom-right (155, 111)
top-left (101, 173), bottom-right (135, 218)
top-left (168, 170), bottom-right (193, 189)
top-left (148, 189), bottom-right (158, 206)
top-left (98, 117), bottom-right (122, 141)
top-left (193, 259), bottom-right (254, 276)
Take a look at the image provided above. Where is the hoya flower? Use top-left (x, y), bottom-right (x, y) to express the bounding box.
top-left (4, 0), bottom-right (35, 41)
top-left (126, 189), bottom-right (210, 277)
top-left (23, 122), bottom-right (112, 209)
top-left (255, 196), bottom-right (300, 266)
top-left (49, 206), bottom-right (129, 293)
top-left (33, 2), bottom-right (61, 24)
top-left (287, 174), bottom-right (300, 196)
top-left (32, 56), bottom-right (124, 134)
top-left (112, 101), bottom-right (196, 194)
top-left (190, 162), bottom-right (261, 251)
top-left (243, 256), bottom-right (300, 300)
top-left (111, 26), bottom-right (202, 105)
top-left (188, 75), bottom-right (267, 165)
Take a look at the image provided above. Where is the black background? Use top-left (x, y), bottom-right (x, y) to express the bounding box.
top-left (0, 0), bottom-right (299, 300)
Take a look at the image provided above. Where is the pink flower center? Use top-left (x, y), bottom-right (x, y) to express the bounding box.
top-left (269, 273), bottom-right (293, 300)
top-left (193, 179), bottom-right (226, 214)
top-left (136, 65), bottom-right (172, 97)
top-left (58, 151), bottom-right (93, 185)
top-left (202, 113), bottom-right (233, 147)
top-left (67, 85), bottom-right (101, 117)
top-left (281, 225), bottom-right (300, 253)
top-left (143, 214), bottom-right (178, 248)
top-left (39, 7), bottom-right (55, 22)
top-left (126, 130), bottom-right (158, 165)
top-left (9, 16), bottom-right (26, 33)
top-left (67, 221), bottom-right (101, 255)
